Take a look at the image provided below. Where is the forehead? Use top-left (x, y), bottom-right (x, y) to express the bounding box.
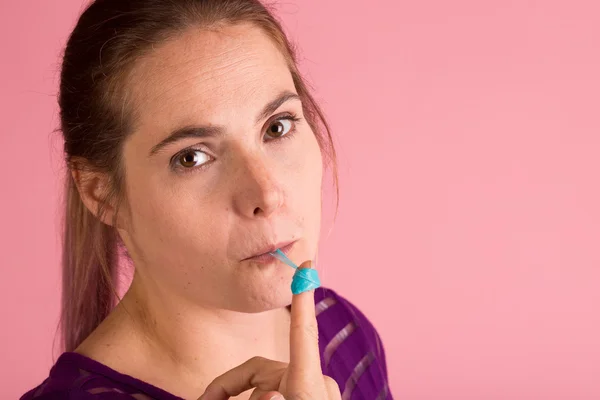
top-left (126, 23), bottom-right (294, 131)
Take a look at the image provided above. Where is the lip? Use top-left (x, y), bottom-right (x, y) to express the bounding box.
top-left (242, 240), bottom-right (297, 263)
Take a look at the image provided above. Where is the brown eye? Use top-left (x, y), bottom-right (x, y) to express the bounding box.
top-left (177, 150), bottom-right (210, 168)
top-left (265, 118), bottom-right (293, 139)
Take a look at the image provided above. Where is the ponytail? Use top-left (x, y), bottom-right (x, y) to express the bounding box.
top-left (60, 174), bottom-right (119, 352)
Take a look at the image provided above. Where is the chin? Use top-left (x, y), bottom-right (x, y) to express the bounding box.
top-left (231, 280), bottom-right (293, 313)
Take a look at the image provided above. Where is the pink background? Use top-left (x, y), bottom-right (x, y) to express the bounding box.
top-left (2, 0), bottom-right (599, 398)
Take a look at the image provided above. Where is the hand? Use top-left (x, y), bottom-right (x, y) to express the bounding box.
top-left (198, 260), bottom-right (341, 400)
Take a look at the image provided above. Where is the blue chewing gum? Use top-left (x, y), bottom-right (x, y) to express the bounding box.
top-left (269, 249), bottom-right (321, 295)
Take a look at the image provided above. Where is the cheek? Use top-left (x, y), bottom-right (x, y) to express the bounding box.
top-left (302, 133), bottom-right (324, 192)
top-left (292, 133), bottom-right (323, 215)
top-left (297, 136), bottom-right (324, 254)
top-left (123, 166), bottom-right (228, 259)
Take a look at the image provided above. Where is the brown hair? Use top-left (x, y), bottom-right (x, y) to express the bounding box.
top-left (59, 0), bottom-right (338, 352)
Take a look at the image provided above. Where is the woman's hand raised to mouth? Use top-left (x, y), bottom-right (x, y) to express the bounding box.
top-left (198, 260), bottom-right (342, 400)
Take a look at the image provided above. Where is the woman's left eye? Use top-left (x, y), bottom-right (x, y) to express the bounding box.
top-left (264, 117), bottom-right (296, 140)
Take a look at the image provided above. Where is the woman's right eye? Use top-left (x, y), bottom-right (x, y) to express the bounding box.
top-left (175, 150), bottom-right (212, 169)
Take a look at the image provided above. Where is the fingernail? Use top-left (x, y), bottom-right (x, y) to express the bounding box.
top-left (269, 395), bottom-right (285, 400)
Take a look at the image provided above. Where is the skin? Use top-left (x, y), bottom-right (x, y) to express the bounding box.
top-left (74, 23), bottom-right (339, 400)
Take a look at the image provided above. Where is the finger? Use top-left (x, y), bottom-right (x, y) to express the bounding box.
top-left (324, 375), bottom-right (342, 400)
top-left (199, 357), bottom-right (287, 400)
top-left (288, 260), bottom-right (322, 378)
top-left (253, 390), bottom-right (285, 400)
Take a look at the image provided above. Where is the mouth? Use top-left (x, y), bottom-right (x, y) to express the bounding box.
top-left (242, 240), bottom-right (297, 264)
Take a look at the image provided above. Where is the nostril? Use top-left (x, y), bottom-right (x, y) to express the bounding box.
top-left (253, 207), bottom-right (261, 215)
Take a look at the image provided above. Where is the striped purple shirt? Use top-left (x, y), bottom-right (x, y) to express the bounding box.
top-left (21, 287), bottom-right (393, 399)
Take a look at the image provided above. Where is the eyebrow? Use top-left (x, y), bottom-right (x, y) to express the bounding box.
top-left (149, 90), bottom-right (301, 156)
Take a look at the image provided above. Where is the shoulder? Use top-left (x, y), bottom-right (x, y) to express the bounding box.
top-left (314, 286), bottom-right (390, 374)
top-left (21, 386), bottom-right (133, 400)
top-left (314, 286), bottom-right (387, 355)
top-left (19, 353), bottom-right (145, 400)
top-left (20, 388), bottom-right (131, 400)
top-left (314, 286), bottom-right (392, 398)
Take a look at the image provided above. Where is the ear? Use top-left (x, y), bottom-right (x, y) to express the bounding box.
top-left (71, 166), bottom-right (119, 227)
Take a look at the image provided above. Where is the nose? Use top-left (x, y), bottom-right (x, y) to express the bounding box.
top-left (232, 152), bottom-right (285, 219)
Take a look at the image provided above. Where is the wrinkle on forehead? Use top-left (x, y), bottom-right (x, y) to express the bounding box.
top-left (124, 23), bottom-right (291, 131)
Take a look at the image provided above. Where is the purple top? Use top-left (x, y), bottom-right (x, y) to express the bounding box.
top-left (21, 287), bottom-right (393, 399)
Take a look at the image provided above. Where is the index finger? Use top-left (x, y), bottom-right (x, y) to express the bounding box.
top-left (288, 260), bottom-right (322, 376)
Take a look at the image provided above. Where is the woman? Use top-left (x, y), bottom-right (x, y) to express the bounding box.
top-left (21, 0), bottom-right (393, 399)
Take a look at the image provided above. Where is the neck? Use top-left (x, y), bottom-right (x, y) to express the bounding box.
top-left (79, 271), bottom-right (291, 399)
top-left (126, 272), bottom-right (291, 361)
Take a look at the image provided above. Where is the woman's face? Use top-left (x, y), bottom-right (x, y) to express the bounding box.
top-left (117, 23), bottom-right (323, 312)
